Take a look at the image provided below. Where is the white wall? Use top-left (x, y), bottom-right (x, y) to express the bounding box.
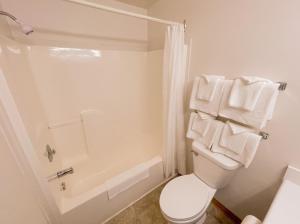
top-left (1, 0), bottom-right (148, 50)
top-left (149, 0), bottom-right (300, 220)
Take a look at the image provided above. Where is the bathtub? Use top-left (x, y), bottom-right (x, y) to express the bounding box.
top-left (59, 156), bottom-right (164, 224)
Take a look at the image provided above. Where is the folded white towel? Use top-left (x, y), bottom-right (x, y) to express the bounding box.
top-left (187, 113), bottom-right (223, 149)
top-left (212, 129), bottom-right (261, 168)
top-left (240, 76), bottom-right (272, 84)
top-left (105, 163), bottom-right (149, 200)
top-left (218, 80), bottom-right (280, 129)
top-left (219, 122), bottom-right (251, 155)
top-left (190, 76), bottom-right (225, 116)
top-left (229, 76), bottom-right (272, 111)
top-left (267, 86), bottom-right (279, 120)
top-left (187, 112), bottom-right (214, 139)
top-left (202, 119), bottom-right (224, 149)
top-left (197, 75), bottom-right (224, 102)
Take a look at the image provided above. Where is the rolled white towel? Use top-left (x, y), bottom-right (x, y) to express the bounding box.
top-left (197, 75), bottom-right (225, 102)
top-left (241, 215), bottom-right (262, 224)
top-left (229, 76), bottom-right (272, 111)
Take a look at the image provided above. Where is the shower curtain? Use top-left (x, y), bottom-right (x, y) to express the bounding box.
top-left (163, 24), bottom-right (187, 178)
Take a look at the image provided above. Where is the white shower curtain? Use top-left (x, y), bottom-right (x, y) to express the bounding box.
top-left (163, 24), bottom-right (188, 178)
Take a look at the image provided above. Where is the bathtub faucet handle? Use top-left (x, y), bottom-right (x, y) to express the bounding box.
top-left (57, 167), bottom-right (74, 178)
top-left (45, 144), bottom-right (56, 162)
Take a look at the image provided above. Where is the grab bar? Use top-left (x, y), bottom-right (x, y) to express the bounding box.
top-left (48, 119), bottom-right (80, 129)
top-left (47, 167), bottom-right (74, 182)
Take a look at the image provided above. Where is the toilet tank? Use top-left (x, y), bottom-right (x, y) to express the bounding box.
top-left (192, 141), bottom-right (242, 189)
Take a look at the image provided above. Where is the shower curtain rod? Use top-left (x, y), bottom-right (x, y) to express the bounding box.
top-left (63, 0), bottom-right (181, 26)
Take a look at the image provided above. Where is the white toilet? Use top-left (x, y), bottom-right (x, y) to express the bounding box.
top-left (159, 141), bottom-right (242, 224)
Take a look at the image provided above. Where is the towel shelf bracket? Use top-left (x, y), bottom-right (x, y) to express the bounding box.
top-left (277, 82), bottom-right (287, 91)
top-left (259, 131), bottom-right (269, 140)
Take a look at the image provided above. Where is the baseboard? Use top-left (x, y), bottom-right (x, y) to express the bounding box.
top-left (212, 198), bottom-right (241, 224)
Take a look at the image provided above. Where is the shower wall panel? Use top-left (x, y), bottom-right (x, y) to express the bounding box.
top-left (28, 47), bottom-right (163, 170)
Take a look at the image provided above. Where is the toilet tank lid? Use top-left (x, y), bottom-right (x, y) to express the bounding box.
top-left (192, 141), bottom-right (241, 170)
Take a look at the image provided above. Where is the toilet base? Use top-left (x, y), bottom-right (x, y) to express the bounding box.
top-left (167, 212), bottom-right (207, 224)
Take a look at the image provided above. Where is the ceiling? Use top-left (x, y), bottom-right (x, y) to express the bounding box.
top-left (115, 0), bottom-right (158, 9)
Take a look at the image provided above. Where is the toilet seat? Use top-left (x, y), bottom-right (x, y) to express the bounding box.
top-left (160, 174), bottom-right (212, 222)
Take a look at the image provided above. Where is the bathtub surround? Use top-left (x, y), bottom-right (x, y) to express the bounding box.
top-left (0, 37), bottom-right (165, 223)
top-left (0, 2), bottom-right (168, 221)
top-left (28, 47), bottom-right (163, 168)
top-left (24, 45), bottom-right (165, 223)
top-left (0, 36), bottom-right (63, 223)
top-left (162, 24), bottom-right (187, 177)
top-left (148, 0), bottom-right (299, 220)
top-left (0, 5), bottom-right (165, 223)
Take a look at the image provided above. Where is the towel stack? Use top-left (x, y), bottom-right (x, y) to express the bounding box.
top-left (211, 121), bottom-right (262, 168)
top-left (187, 75), bottom-right (280, 168)
top-left (190, 75), bottom-right (225, 116)
top-left (219, 77), bottom-right (280, 129)
top-left (187, 112), bottom-right (223, 149)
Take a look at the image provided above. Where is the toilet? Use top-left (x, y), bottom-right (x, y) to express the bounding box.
top-left (159, 141), bottom-right (242, 224)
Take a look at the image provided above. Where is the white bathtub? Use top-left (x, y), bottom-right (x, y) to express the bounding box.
top-left (59, 156), bottom-right (164, 224)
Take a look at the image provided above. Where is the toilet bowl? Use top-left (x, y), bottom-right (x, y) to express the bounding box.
top-left (159, 141), bottom-right (241, 224)
top-left (160, 174), bottom-right (216, 224)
